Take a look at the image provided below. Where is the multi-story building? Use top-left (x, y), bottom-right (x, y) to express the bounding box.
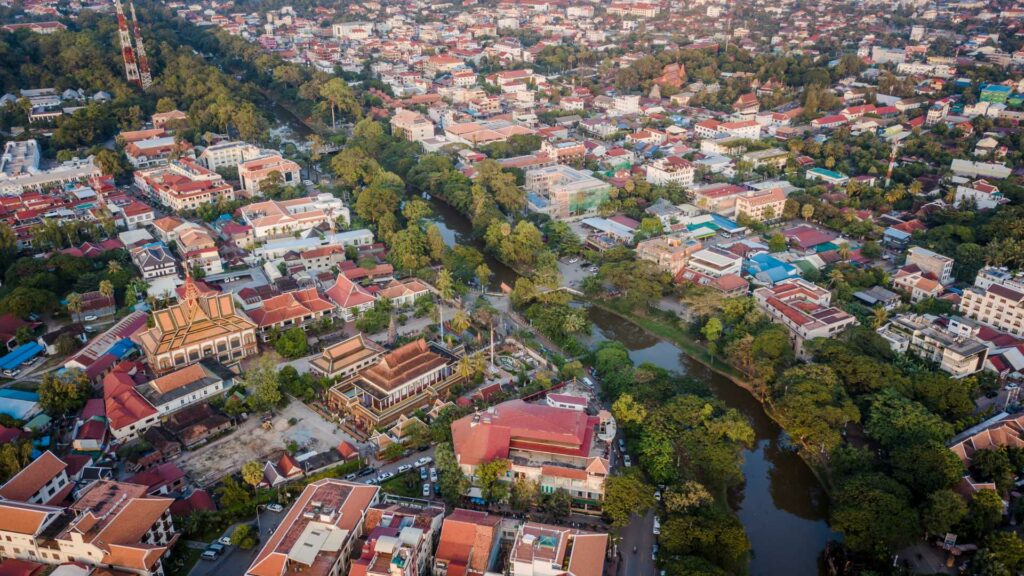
top-left (0, 480), bottom-right (177, 575)
top-left (540, 140), bottom-right (586, 164)
top-left (135, 276), bottom-right (258, 374)
top-left (960, 270), bottom-right (1024, 337)
top-left (124, 136), bottom-right (190, 169)
top-left (328, 339), bottom-right (461, 432)
top-left (635, 235), bottom-right (702, 274)
top-left (351, 499), bottom-right (446, 576)
top-left (877, 314), bottom-right (989, 378)
top-left (524, 165), bottom-right (611, 220)
top-left (0, 139), bottom-right (101, 194)
top-left (507, 522), bottom-right (607, 576)
top-left (451, 400), bottom-right (610, 513)
top-left (197, 141), bottom-right (263, 172)
top-left (390, 108), bottom-right (436, 142)
top-left (432, 509), bottom-right (502, 576)
top-left (644, 156), bottom-right (694, 187)
top-left (239, 194), bottom-right (348, 241)
top-left (691, 183), bottom-right (747, 215)
top-left (237, 153), bottom-right (302, 197)
top-left (955, 179), bottom-right (1007, 210)
top-left (687, 247), bottom-right (743, 278)
top-left (311, 334), bottom-right (384, 380)
top-left (753, 278), bottom-right (859, 360)
top-left (0, 451), bottom-right (70, 505)
top-left (246, 479), bottom-right (379, 576)
top-left (134, 160), bottom-right (235, 212)
top-left (905, 246), bottom-right (955, 285)
top-left (104, 361), bottom-right (235, 440)
top-left (735, 188), bottom-right (786, 222)
top-left (131, 243), bottom-right (178, 280)
top-left (248, 288), bottom-right (335, 340)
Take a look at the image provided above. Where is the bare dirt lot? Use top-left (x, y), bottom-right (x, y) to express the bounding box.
top-left (176, 400), bottom-right (361, 487)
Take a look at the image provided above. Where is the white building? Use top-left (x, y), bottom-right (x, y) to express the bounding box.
top-left (198, 141), bottom-right (263, 172)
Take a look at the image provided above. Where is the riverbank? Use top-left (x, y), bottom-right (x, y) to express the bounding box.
top-left (588, 298), bottom-right (834, 493)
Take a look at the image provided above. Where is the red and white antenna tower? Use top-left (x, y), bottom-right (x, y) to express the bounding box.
top-left (128, 0), bottom-right (152, 90)
top-left (114, 0), bottom-right (141, 86)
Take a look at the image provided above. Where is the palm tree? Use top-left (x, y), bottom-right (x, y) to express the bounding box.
top-left (837, 243), bottom-right (851, 261)
top-left (456, 356), bottom-right (476, 380)
top-left (107, 260), bottom-right (122, 274)
top-left (827, 268), bottom-right (845, 288)
top-left (436, 268), bottom-right (454, 341)
top-left (872, 306), bottom-right (889, 329)
top-left (451, 310), bottom-right (471, 335)
top-left (99, 280), bottom-right (114, 299)
top-left (66, 292), bottom-right (82, 321)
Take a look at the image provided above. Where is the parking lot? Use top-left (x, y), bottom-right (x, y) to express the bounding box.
top-left (177, 401), bottom-right (364, 487)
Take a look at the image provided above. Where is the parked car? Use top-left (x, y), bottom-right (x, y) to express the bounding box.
top-left (422, 483), bottom-right (431, 497)
top-left (420, 467), bottom-right (428, 480)
top-left (414, 457), bottom-right (433, 468)
top-left (200, 550), bottom-right (219, 561)
top-left (218, 536), bottom-right (233, 546)
top-left (377, 471), bottom-right (394, 482)
top-left (344, 472), bottom-right (357, 481)
top-left (653, 517), bottom-right (661, 536)
top-left (83, 315), bottom-right (97, 322)
top-left (652, 544), bottom-right (658, 560)
top-left (397, 464), bottom-right (413, 474)
top-left (266, 503), bottom-right (283, 513)
top-left (623, 455), bottom-right (632, 467)
top-left (429, 467), bottom-right (438, 483)
top-left (357, 467), bottom-right (376, 477)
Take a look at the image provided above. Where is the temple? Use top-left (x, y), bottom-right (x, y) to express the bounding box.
top-left (135, 273), bottom-right (258, 374)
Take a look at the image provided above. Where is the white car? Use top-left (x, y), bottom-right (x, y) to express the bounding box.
top-left (83, 315), bottom-right (97, 321)
top-left (414, 457), bottom-right (433, 468)
top-left (653, 516), bottom-right (661, 536)
top-left (422, 483), bottom-right (431, 497)
top-left (397, 464), bottom-right (413, 474)
top-left (429, 467), bottom-right (438, 483)
top-left (266, 503), bottom-right (283, 513)
top-left (218, 536), bottom-right (233, 546)
top-left (568, 257), bottom-right (579, 264)
top-left (623, 455), bottom-right (632, 467)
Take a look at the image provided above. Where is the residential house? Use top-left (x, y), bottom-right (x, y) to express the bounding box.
top-left (237, 154), bottom-right (302, 197)
top-left (247, 288), bottom-right (335, 340)
top-left (906, 246), bottom-right (954, 285)
top-left (877, 314), bottom-right (989, 378)
top-left (753, 278), bottom-right (859, 360)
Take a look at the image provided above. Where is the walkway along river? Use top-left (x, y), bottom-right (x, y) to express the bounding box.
top-left (424, 197), bottom-right (837, 575)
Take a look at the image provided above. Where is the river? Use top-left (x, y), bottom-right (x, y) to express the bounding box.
top-left (586, 306), bottom-right (836, 576)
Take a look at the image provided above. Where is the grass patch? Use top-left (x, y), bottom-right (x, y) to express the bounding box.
top-left (166, 546), bottom-right (202, 576)
top-left (380, 472), bottom-right (423, 498)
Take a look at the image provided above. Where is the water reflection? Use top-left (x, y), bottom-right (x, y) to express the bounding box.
top-left (587, 306), bottom-right (835, 576)
top-left (425, 199), bottom-right (518, 291)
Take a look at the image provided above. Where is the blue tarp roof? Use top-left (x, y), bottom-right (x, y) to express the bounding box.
top-left (107, 339), bottom-right (136, 359)
top-left (0, 342), bottom-right (43, 371)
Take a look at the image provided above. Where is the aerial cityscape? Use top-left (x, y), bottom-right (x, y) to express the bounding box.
top-left (0, 0), bottom-right (1021, 574)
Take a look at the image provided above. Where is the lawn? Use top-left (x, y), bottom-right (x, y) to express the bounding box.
top-left (380, 471), bottom-right (423, 498)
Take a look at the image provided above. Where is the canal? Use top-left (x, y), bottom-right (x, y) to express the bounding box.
top-left (586, 306), bottom-right (836, 576)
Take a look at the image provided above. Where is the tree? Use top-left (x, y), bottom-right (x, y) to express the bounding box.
top-left (215, 477), bottom-right (252, 512)
top-left (510, 477), bottom-right (539, 511)
top-left (230, 524), bottom-right (258, 549)
top-left (773, 365), bottom-right (859, 461)
top-left (964, 489), bottom-right (1005, 540)
top-left (475, 458), bottom-right (510, 503)
top-left (611, 393), bottom-right (646, 429)
top-left (450, 310), bottom-right (471, 334)
top-left (664, 481), bottom-right (714, 514)
top-left (701, 317), bottom-right (723, 359)
top-left (922, 489), bottom-right (967, 536)
top-left (767, 233), bottom-right (787, 253)
top-left (982, 532), bottom-right (1024, 573)
top-left (830, 473), bottom-right (918, 557)
top-left (274, 327), bottom-right (309, 359)
top-left (66, 291), bottom-right (83, 321)
top-left (864, 389), bottom-right (953, 451)
top-left (801, 203), bottom-right (815, 220)
top-left (321, 78), bottom-right (359, 130)
top-left (38, 370), bottom-right (89, 416)
top-left (436, 268), bottom-right (454, 341)
top-left (242, 358), bottom-right (282, 412)
top-left (435, 442), bottom-right (470, 505)
top-left (241, 460), bottom-right (264, 493)
top-left (99, 279), bottom-right (114, 299)
top-left (603, 472), bottom-right (655, 527)
top-left (475, 263), bottom-right (492, 288)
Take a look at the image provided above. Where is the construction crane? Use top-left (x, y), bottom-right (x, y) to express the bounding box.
top-left (128, 0), bottom-right (152, 90)
top-left (113, 0), bottom-right (141, 86)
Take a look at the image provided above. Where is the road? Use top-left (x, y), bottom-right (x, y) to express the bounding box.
top-left (619, 509), bottom-right (657, 576)
top-left (188, 507), bottom-right (289, 576)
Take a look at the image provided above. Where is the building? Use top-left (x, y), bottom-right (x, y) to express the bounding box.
top-left (524, 165), bottom-right (611, 220)
top-left (960, 272), bottom-right (1024, 337)
top-left (324, 274), bottom-right (377, 321)
top-left (955, 179), bottom-right (1007, 210)
top-left (507, 522), bottom-right (607, 576)
top-left (351, 499), bottom-right (446, 576)
top-left (687, 247), bottom-right (743, 278)
top-left (134, 160), bottom-right (235, 212)
top-left (905, 246), bottom-right (954, 285)
top-left (804, 167), bottom-right (849, 185)
top-left (753, 278), bottom-right (859, 360)
top-left (540, 140), bottom-right (586, 164)
top-left (0, 480), bottom-right (177, 575)
top-left (690, 183), bottom-right (747, 215)
top-left (135, 276), bottom-right (257, 374)
top-left (390, 109), bottom-right (436, 142)
top-left (327, 339), bottom-right (460, 432)
top-left (451, 400), bottom-right (610, 512)
top-left (635, 235), bottom-right (702, 274)
top-left (245, 479), bottom-right (379, 576)
top-left (877, 314), bottom-right (989, 378)
top-left (238, 154), bottom-right (302, 197)
top-left (124, 136), bottom-right (190, 169)
top-left (198, 141), bottom-right (262, 172)
top-left (735, 188), bottom-right (786, 223)
top-left (131, 243), bottom-right (177, 280)
top-left (0, 139), bottom-right (101, 194)
top-left (644, 156), bottom-right (694, 187)
top-left (239, 195), bottom-right (348, 241)
top-left (310, 334), bottom-right (384, 380)
top-left (248, 288), bottom-right (335, 339)
top-left (433, 509), bottom-right (502, 576)
top-left (0, 451), bottom-right (70, 505)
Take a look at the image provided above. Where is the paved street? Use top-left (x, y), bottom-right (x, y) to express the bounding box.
top-left (619, 509), bottom-right (657, 576)
top-left (188, 507), bottom-right (289, 576)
